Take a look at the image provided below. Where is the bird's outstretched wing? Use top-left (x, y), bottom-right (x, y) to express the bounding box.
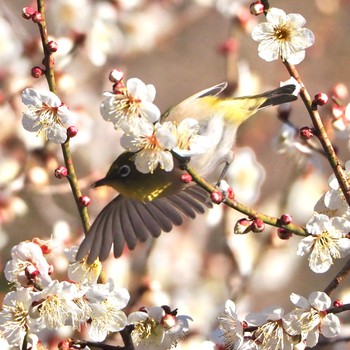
top-left (76, 186), bottom-right (212, 264)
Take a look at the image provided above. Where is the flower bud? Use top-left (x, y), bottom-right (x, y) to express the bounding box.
top-left (234, 218), bottom-right (252, 234)
top-left (32, 11), bottom-right (43, 23)
top-left (299, 126), bottom-right (314, 140)
top-left (277, 228), bottom-right (293, 240)
top-left (277, 103), bottom-right (292, 122)
top-left (280, 213), bottom-right (293, 225)
top-left (250, 1), bottom-right (264, 16)
top-left (31, 66), bottom-right (44, 78)
top-left (109, 69), bottom-right (124, 83)
top-left (162, 314), bottom-right (176, 329)
top-left (211, 190), bottom-right (223, 204)
top-left (47, 40), bottom-right (58, 53)
top-left (67, 125), bottom-right (78, 138)
top-left (251, 218), bottom-right (265, 233)
top-left (54, 166), bottom-right (68, 179)
top-left (79, 195), bottom-right (91, 207)
top-left (180, 174), bottom-right (192, 183)
top-left (22, 7), bottom-right (36, 20)
top-left (333, 299), bottom-right (343, 308)
top-left (313, 93), bottom-right (329, 106)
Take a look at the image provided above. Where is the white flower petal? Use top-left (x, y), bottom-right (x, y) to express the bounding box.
top-left (320, 313), bottom-right (341, 338)
top-left (308, 291), bottom-right (331, 311)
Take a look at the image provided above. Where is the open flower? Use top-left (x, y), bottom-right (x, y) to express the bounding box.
top-left (252, 7), bottom-right (315, 65)
top-left (128, 305), bottom-right (191, 350)
top-left (297, 213), bottom-right (350, 273)
top-left (100, 77), bottom-right (160, 133)
top-left (246, 306), bottom-right (295, 350)
top-left (283, 291), bottom-right (341, 348)
top-left (22, 88), bottom-right (75, 144)
top-left (217, 300), bottom-right (245, 350)
top-left (120, 122), bottom-right (177, 173)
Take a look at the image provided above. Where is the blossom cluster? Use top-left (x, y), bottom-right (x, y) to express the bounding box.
top-left (100, 75), bottom-right (209, 173)
top-left (0, 240), bottom-right (189, 349)
top-left (218, 292), bottom-right (341, 349)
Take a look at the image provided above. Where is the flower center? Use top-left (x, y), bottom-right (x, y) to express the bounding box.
top-left (33, 103), bottom-right (62, 131)
top-left (134, 318), bottom-right (159, 339)
top-left (274, 24), bottom-right (292, 41)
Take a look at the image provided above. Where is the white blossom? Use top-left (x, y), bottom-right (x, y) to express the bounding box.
top-left (252, 7), bottom-right (315, 65)
top-left (128, 305), bottom-right (191, 350)
top-left (100, 77), bottom-right (160, 133)
top-left (21, 88), bottom-right (75, 144)
top-left (283, 291), bottom-right (341, 347)
top-left (297, 213), bottom-right (350, 273)
top-left (84, 279), bottom-right (129, 342)
top-left (120, 122), bottom-right (176, 174)
top-left (4, 241), bottom-right (52, 287)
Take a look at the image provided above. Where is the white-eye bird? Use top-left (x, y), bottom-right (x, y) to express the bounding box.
top-left (76, 82), bottom-right (299, 263)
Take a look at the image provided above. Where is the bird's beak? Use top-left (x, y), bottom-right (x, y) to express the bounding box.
top-left (91, 177), bottom-right (109, 188)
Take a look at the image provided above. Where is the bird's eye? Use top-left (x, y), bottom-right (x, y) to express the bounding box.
top-left (118, 165), bottom-right (131, 178)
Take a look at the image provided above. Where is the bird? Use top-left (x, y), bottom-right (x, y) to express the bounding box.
top-left (76, 82), bottom-right (299, 263)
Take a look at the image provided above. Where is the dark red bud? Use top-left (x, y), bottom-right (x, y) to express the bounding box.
top-left (79, 195), bottom-right (91, 207)
top-left (47, 40), bottom-right (58, 53)
top-left (67, 126), bottom-right (78, 138)
top-left (280, 213), bottom-right (293, 225)
top-left (277, 228), bottom-right (293, 240)
top-left (333, 299), bottom-right (343, 308)
top-left (299, 126), bottom-right (314, 140)
top-left (313, 93), bottom-right (329, 107)
top-left (31, 66), bottom-right (44, 78)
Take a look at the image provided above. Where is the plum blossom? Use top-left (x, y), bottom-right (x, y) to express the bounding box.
top-left (297, 213), bottom-right (350, 273)
top-left (120, 121), bottom-right (176, 174)
top-left (252, 7), bottom-right (315, 64)
top-left (21, 88), bottom-right (75, 144)
top-left (246, 306), bottom-right (295, 350)
top-left (84, 279), bottom-right (129, 342)
top-left (283, 291), bottom-right (341, 347)
top-left (100, 77), bottom-right (160, 133)
top-left (4, 241), bottom-right (52, 287)
top-left (128, 305), bottom-right (191, 349)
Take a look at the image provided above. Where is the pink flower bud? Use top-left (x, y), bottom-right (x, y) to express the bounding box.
top-left (234, 218), bottom-right (252, 235)
top-left (211, 190), bottom-right (223, 204)
top-left (54, 166), bottom-right (68, 179)
top-left (313, 93), bottom-right (329, 106)
top-left (250, 1), bottom-right (265, 16)
top-left (22, 7), bottom-right (36, 20)
top-left (67, 125), bottom-right (78, 138)
top-left (251, 218), bottom-right (265, 233)
top-left (180, 174), bottom-right (192, 183)
top-left (32, 11), bottom-right (43, 24)
top-left (31, 66), bottom-right (44, 78)
top-left (162, 314), bottom-right (176, 329)
top-left (79, 195), bottom-right (91, 207)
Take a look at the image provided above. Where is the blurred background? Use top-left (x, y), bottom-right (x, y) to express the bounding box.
top-left (1, 0), bottom-right (350, 348)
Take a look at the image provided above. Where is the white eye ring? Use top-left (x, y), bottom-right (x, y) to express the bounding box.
top-left (118, 165), bottom-right (131, 178)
